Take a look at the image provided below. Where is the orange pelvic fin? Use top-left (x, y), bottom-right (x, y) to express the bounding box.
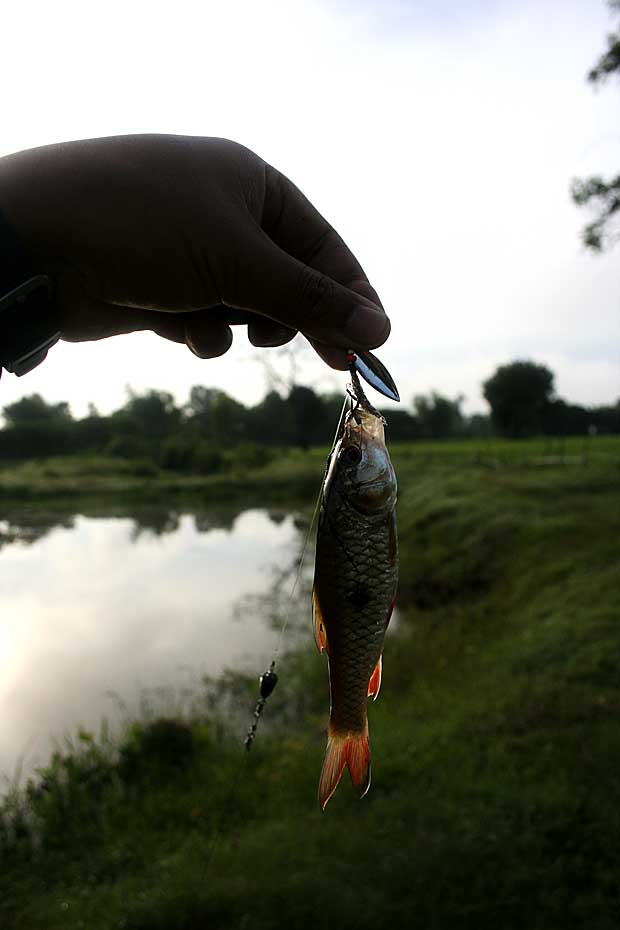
top-left (312, 589), bottom-right (329, 654)
top-left (368, 654), bottom-right (382, 700)
top-left (318, 724), bottom-right (371, 811)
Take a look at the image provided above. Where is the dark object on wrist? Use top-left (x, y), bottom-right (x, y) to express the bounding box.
top-left (0, 275), bottom-right (59, 375)
top-left (0, 209), bottom-right (60, 378)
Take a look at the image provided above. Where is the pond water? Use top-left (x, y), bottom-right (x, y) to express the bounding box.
top-left (0, 503), bottom-right (310, 786)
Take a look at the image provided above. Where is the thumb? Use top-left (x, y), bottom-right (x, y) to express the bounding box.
top-left (231, 235), bottom-right (390, 352)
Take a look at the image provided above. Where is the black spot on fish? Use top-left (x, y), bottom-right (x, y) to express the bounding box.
top-left (348, 583), bottom-right (370, 610)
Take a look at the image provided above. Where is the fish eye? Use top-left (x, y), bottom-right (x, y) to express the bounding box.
top-left (341, 445), bottom-right (362, 465)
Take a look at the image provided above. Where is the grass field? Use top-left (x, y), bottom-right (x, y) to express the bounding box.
top-left (1, 439), bottom-right (619, 929)
top-left (0, 432), bottom-right (617, 500)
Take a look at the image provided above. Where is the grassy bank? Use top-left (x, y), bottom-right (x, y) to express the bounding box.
top-left (0, 434), bottom-right (617, 501)
top-left (0, 449), bottom-right (325, 503)
top-left (1, 445), bottom-right (619, 929)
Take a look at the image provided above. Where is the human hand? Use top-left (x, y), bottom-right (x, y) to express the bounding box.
top-left (0, 135), bottom-right (389, 370)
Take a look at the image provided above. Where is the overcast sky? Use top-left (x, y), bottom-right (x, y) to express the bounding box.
top-left (1, 0), bottom-right (618, 418)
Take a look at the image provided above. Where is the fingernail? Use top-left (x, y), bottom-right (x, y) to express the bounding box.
top-left (186, 337), bottom-right (207, 359)
top-left (252, 325), bottom-right (293, 347)
top-left (186, 324), bottom-right (233, 359)
top-left (346, 306), bottom-right (391, 346)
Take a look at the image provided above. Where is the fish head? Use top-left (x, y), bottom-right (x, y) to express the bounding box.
top-left (336, 407), bottom-right (397, 515)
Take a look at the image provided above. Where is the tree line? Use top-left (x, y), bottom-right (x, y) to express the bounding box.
top-left (0, 361), bottom-right (617, 468)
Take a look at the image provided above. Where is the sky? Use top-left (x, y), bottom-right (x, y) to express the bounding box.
top-left (0, 0), bottom-right (618, 418)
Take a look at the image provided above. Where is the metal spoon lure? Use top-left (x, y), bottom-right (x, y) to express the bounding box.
top-left (346, 349), bottom-right (400, 403)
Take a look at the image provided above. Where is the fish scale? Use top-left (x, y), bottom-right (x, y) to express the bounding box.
top-left (316, 505), bottom-right (396, 730)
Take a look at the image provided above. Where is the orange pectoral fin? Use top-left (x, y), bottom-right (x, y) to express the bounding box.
top-left (368, 654), bottom-right (382, 700)
top-left (312, 589), bottom-right (329, 654)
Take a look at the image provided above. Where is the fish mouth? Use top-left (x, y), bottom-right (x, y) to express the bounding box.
top-left (347, 409), bottom-right (384, 438)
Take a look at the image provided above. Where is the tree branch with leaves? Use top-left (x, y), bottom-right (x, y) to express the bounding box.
top-left (571, 0), bottom-right (620, 250)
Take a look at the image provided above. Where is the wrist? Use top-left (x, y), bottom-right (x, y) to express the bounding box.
top-left (0, 208), bottom-right (60, 377)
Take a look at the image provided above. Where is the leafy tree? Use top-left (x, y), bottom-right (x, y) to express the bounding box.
top-left (589, 399), bottom-right (620, 433)
top-left (483, 361), bottom-right (554, 437)
top-left (186, 386), bottom-right (248, 445)
top-left (185, 386), bottom-right (219, 430)
top-left (0, 394), bottom-right (73, 458)
top-left (287, 386), bottom-right (327, 447)
top-left (381, 409), bottom-right (419, 441)
top-left (73, 407), bottom-right (111, 451)
top-left (571, 0), bottom-right (620, 250)
top-left (110, 389), bottom-right (180, 440)
top-left (540, 399), bottom-right (590, 436)
top-left (246, 390), bottom-right (295, 445)
top-left (465, 413), bottom-right (492, 439)
top-left (206, 391), bottom-right (248, 445)
top-left (412, 391), bottom-right (465, 439)
top-left (2, 394), bottom-right (72, 427)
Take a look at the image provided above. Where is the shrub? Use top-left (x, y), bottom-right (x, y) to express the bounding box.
top-left (117, 719), bottom-right (196, 784)
top-left (105, 435), bottom-right (153, 460)
top-left (192, 440), bottom-right (226, 474)
top-left (158, 435), bottom-right (198, 471)
top-left (232, 442), bottom-right (274, 470)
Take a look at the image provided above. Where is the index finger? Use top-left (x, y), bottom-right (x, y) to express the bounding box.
top-left (261, 166), bottom-right (385, 311)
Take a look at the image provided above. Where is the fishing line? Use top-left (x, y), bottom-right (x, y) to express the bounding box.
top-left (244, 391), bottom-right (349, 748)
top-left (271, 392), bottom-right (350, 664)
top-left (203, 389), bottom-right (350, 873)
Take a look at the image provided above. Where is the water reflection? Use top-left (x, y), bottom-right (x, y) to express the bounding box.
top-left (0, 515), bottom-right (76, 550)
top-left (1, 501), bottom-right (250, 543)
top-left (0, 504), bottom-right (301, 546)
top-left (0, 503), bottom-right (309, 786)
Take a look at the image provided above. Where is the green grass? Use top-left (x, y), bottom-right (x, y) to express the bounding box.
top-left (0, 434), bottom-right (617, 500)
top-left (0, 449), bottom-right (326, 503)
top-left (1, 445), bottom-right (619, 929)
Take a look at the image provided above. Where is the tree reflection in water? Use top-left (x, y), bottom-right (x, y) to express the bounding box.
top-left (0, 500), bottom-right (257, 550)
top-left (0, 515), bottom-right (75, 550)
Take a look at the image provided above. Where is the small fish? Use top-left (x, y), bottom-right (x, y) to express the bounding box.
top-left (312, 384), bottom-right (398, 810)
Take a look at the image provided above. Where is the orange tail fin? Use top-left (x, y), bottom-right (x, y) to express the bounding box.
top-left (318, 724), bottom-right (371, 811)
